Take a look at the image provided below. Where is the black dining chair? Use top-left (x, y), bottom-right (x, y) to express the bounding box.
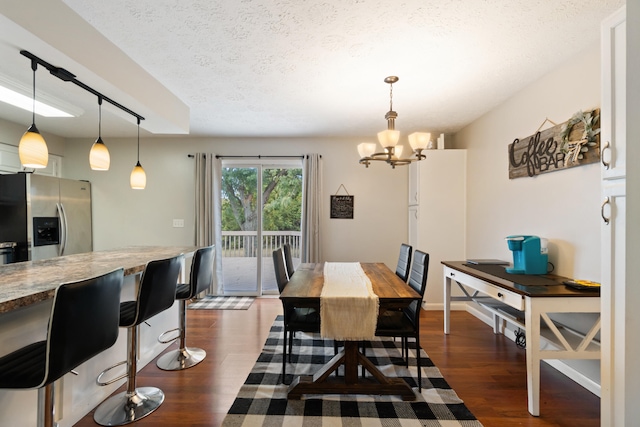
top-left (273, 247), bottom-right (319, 384)
top-left (396, 243), bottom-right (413, 282)
top-left (374, 250), bottom-right (429, 391)
top-left (0, 268), bottom-right (124, 427)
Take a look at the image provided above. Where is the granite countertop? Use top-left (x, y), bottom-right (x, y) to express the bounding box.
top-left (0, 246), bottom-right (198, 314)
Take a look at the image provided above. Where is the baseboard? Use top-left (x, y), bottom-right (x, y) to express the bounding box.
top-left (422, 302), bottom-right (601, 397)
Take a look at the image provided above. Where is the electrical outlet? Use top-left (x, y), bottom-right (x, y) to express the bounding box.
top-left (172, 219), bottom-right (184, 228)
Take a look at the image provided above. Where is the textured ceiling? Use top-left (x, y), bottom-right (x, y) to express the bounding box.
top-left (0, 0), bottom-right (627, 138)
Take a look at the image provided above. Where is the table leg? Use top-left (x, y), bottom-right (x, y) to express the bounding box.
top-left (288, 341), bottom-right (416, 401)
top-left (444, 274), bottom-right (452, 334)
top-left (525, 297), bottom-right (540, 416)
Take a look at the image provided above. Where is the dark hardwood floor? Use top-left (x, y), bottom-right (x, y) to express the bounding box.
top-left (73, 297), bottom-right (599, 427)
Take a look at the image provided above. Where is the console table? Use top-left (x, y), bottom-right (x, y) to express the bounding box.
top-left (442, 261), bottom-right (600, 416)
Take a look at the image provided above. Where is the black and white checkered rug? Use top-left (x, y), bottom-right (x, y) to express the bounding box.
top-left (222, 316), bottom-right (483, 426)
top-left (187, 296), bottom-right (254, 310)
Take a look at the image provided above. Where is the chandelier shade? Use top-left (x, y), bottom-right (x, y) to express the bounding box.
top-left (408, 132), bottom-right (431, 151)
top-left (358, 76), bottom-right (429, 169)
top-left (377, 129), bottom-right (400, 147)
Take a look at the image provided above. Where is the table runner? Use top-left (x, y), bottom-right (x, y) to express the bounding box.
top-left (320, 262), bottom-right (379, 340)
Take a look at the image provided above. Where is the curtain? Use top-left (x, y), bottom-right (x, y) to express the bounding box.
top-left (195, 153), bottom-right (224, 295)
top-left (301, 154), bottom-right (322, 262)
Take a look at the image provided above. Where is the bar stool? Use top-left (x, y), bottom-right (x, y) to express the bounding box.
top-left (0, 268), bottom-right (124, 427)
top-left (94, 255), bottom-right (183, 426)
top-left (156, 245), bottom-right (214, 370)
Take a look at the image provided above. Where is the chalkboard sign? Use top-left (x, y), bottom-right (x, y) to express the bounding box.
top-left (330, 195), bottom-right (354, 219)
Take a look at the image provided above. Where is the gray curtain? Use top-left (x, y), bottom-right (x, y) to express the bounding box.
top-left (301, 154), bottom-right (322, 262)
top-left (195, 153), bottom-right (224, 295)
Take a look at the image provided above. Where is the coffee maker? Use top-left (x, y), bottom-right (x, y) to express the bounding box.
top-left (505, 235), bottom-right (548, 275)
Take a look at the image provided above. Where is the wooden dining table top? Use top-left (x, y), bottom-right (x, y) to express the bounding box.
top-left (280, 262), bottom-right (422, 304)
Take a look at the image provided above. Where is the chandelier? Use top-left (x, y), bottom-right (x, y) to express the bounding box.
top-left (357, 76), bottom-right (430, 168)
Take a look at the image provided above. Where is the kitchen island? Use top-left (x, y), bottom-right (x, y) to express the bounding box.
top-left (0, 245), bottom-right (198, 427)
top-left (0, 245), bottom-right (197, 313)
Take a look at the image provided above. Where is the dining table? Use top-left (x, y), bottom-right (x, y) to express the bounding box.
top-left (279, 262), bottom-right (422, 401)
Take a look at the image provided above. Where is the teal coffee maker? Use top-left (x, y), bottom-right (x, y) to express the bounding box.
top-left (505, 235), bottom-right (548, 275)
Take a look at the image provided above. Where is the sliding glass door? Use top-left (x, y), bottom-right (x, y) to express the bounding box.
top-left (220, 160), bottom-right (302, 295)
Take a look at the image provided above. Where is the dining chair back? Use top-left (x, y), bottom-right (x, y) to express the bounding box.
top-left (373, 249), bottom-right (429, 391)
top-left (395, 243), bottom-right (413, 282)
top-left (406, 249), bottom-right (429, 322)
top-left (273, 247), bottom-right (319, 383)
top-left (273, 247), bottom-right (289, 292)
top-left (283, 243), bottom-right (295, 278)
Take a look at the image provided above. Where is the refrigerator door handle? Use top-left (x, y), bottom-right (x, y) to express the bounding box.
top-left (57, 203), bottom-right (67, 256)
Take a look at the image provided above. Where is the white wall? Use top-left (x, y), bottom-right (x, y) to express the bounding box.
top-left (452, 46), bottom-right (602, 387)
top-left (62, 136), bottom-right (409, 270)
top-left (453, 46), bottom-right (601, 280)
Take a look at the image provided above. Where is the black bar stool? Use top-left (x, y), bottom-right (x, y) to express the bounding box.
top-left (0, 268), bottom-right (124, 427)
top-left (93, 255), bottom-right (183, 426)
top-left (156, 245), bottom-right (214, 370)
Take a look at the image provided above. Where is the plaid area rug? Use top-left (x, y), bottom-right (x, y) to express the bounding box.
top-left (223, 316), bottom-right (483, 426)
top-left (187, 296), bottom-right (254, 310)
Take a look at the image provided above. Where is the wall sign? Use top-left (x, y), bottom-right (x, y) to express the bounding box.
top-left (330, 184), bottom-right (354, 219)
top-left (508, 109), bottom-right (600, 179)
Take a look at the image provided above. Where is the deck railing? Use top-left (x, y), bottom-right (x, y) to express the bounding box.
top-left (221, 231), bottom-right (301, 258)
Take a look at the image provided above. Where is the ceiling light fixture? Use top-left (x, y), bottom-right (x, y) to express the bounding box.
top-left (130, 118), bottom-right (146, 190)
top-left (89, 96), bottom-right (110, 171)
top-left (358, 76), bottom-right (430, 169)
top-left (18, 59), bottom-right (48, 169)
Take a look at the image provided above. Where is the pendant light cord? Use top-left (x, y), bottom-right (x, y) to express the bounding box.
top-left (137, 117), bottom-right (141, 161)
top-left (98, 96), bottom-right (102, 138)
top-left (30, 60), bottom-right (37, 125)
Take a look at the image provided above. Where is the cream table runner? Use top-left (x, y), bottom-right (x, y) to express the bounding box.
top-left (320, 262), bottom-right (379, 340)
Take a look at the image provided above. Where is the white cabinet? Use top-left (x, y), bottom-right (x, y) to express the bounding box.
top-left (39, 154), bottom-right (62, 177)
top-left (408, 149), bottom-right (466, 308)
top-left (0, 143), bottom-right (62, 177)
top-left (600, 6), bottom-right (628, 426)
top-left (408, 162), bottom-right (419, 206)
top-left (601, 9), bottom-right (626, 180)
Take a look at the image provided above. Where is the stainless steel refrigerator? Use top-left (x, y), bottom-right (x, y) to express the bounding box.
top-left (0, 173), bottom-right (92, 262)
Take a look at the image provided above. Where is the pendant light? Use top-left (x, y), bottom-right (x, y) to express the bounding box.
top-left (89, 96), bottom-right (110, 170)
top-left (18, 59), bottom-right (48, 168)
top-left (357, 76), bottom-right (429, 168)
top-left (130, 118), bottom-right (146, 189)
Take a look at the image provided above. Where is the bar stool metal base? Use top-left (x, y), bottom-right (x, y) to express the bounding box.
top-left (156, 347), bottom-right (206, 371)
top-left (93, 387), bottom-right (164, 426)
